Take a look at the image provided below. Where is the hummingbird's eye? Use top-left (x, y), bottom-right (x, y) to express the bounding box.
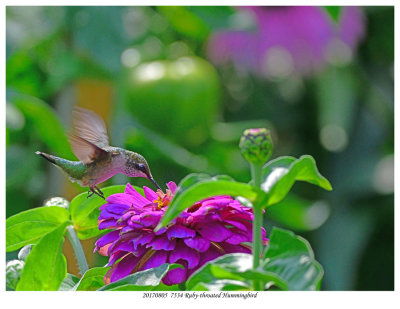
top-left (137, 163), bottom-right (147, 173)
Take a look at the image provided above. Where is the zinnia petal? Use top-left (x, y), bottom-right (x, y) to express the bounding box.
top-left (201, 198), bottom-right (232, 208)
top-left (131, 233), bottom-right (154, 250)
top-left (99, 219), bottom-right (119, 230)
top-left (125, 183), bottom-right (153, 206)
top-left (197, 222), bottom-right (232, 242)
top-left (167, 225), bottom-right (196, 239)
top-left (195, 243), bottom-right (224, 269)
top-left (95, 181), bottom-right (266, 286)
top-left (184, 236), bottom-right (210, 252)
top-left (140, 212), bottom-right (163, 227)
top-left (106, 204), bottom-right (130, 214)
top-left (141, 250), bottom-right (168, 270)
top-left (224, 219), bottom-right (250, 231)
top-left (95, 230), bottom-right (120, 250)
top-left (219, 243), bottom-right (251, 254)
top-left (99, 208), bottom-right (123, 220)
top-left (162, 263), bottom-right (187, 286)
top-left (143, 186), bottom-right (158, 201)
top-left (224, 230), bottom-right (250, 244)
top-left (109, 253), bottom-right (140, 283)
top-left (166, 181), bottom-right (177, 194)
top-left (111, 240), bottom-right (135, 253)
top-left (148, 235), bottom-right (176, 251)
top-left (169, 242), bottom-right (200, 269)
top-left (107, 251), bottom-right (129, 267)
top-left (154, 226), bottom-right (167, 235)
top-left (107, 193), bottom-right (150, 209)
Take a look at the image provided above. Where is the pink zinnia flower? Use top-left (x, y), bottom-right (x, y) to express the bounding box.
top-left (207, 6), bottom-right (365, 77)
top-left (94, 182), bottom-right (268, 285)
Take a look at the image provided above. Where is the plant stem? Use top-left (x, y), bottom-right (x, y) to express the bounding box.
top-left (250, 162), bottom-right (263, 189)
top-left (252, 205), bottom-right (263, 290)
top-left (250, 162), bottom-right (264, 291)
top-left (66, 225), bottom-right (88, 275)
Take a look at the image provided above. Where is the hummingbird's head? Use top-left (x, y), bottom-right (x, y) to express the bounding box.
top-left (125, 151), bottom-right (161, 190)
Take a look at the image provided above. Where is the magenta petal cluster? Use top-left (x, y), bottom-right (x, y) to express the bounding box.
top-left (94, 182), bottom-right (268, 285)
top-left (207, 6), bottom-right (365, 77)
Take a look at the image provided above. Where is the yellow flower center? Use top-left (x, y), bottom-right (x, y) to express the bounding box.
top-left (154, 196), bottom-right (165, 209)
top-left (153, 189), bottom-right (173, 209)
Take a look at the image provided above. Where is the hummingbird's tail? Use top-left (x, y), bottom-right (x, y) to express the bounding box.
top-left (35, 151), bottom-right (86, 185)
top-left (35, 151), bottom-right (57, 165)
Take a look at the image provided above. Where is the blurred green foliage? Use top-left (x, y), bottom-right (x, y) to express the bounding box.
top-left (6, 6), bottom-right (393, 290)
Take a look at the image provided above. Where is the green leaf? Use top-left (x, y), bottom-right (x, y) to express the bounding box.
top-left (70, 185), bottom-right (140, 239)
top-left (262, 227), bottom-right (324, 290)
top-left (190, 280), bottom-right (249, 291)
top-left (186, 253), bottom-right (253, 291)
top-left (156, 174), bottom-right (267, 230)
top-left (324, 6), bottom-right (341, 22)
top-left (186, 229), bottom-right (323, 291)
top-left (8, 91), bottom-right (75, 160)
top-left (73, 267), bottom-right (110, 291)
top-left (261, 155), bottom-right (332, 207)
top-left (58, 273), bottom-right (80, 291)
top-left (16, 222), bottom-right (69, 291)
top-left (158, 6), bottom-right (211, 40)
top-left (6, 206), bottom-right (70, 252)
top-left (185, 253), bottom-right (287, 291)
top-left (158, 7), bottom-right (241, 41)
top-left (98, 264), bottom-right (181, 291)
top-left (266, 193), bottom-right (330, 231)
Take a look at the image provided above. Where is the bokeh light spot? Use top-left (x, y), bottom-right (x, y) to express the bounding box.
top-left (143, 36), bottom-right (163, 58)
top-left (262, 46), bottom-right (294, 80)
top-left (173, 57), bottom-right (195, 76)
top-left (279, 75), bottom-right (304, 104)
top-left (319, 124), bottom-right (348, 152)
top-left (325, 38), bottom-right (353, 66)
top-left (135, 61), bottom-right (166, 81)
top-left (6, 102), bottom-right (25, 130)
top-left (121, 48), bottom-right (141, 68)
top-left (373, 154), bottom-right (394, 194)
top-left (167, 41), bottom-right (190, 59)
top-left (304, 201), bottom-right (330, 230)
top-left (123, 8), bottom-right (149, 39)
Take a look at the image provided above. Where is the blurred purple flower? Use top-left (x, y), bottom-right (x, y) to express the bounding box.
top-left (94, 182), bottom-right (268, 285)
top-left (207, 6), bottom-right (365, 78)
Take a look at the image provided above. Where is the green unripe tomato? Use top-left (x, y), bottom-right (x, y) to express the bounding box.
top-left (123, 56), bottom-right (220, 147)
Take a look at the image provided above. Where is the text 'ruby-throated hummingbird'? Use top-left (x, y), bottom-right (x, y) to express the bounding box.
top-left (36, 107), bottom-right (161, 199)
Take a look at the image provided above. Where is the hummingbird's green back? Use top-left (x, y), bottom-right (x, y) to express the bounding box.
top-left (54, 157), bottom-right (87, 182)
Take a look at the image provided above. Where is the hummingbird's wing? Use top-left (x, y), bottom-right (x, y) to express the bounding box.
top-left (69, 134), bottom-right (108, 164)
top-left (72, 107), bottom-right (110, 148)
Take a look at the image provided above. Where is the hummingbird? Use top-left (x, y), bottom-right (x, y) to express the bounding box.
top-left (36, 107), bottom-right (161, 199)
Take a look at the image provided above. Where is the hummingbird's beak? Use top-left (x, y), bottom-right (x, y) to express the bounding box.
top-left (150, 177), bottom-right (162, 191)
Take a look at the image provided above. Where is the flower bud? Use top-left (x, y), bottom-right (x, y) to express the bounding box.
top-left (6, 260), bottom-right (25, 290)
top-left (44, 196), bottom-right (69, 209)
top-left (239, 128), bottom-right (273, 165)
top-left (18, 244), bottom-right (33, 261)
